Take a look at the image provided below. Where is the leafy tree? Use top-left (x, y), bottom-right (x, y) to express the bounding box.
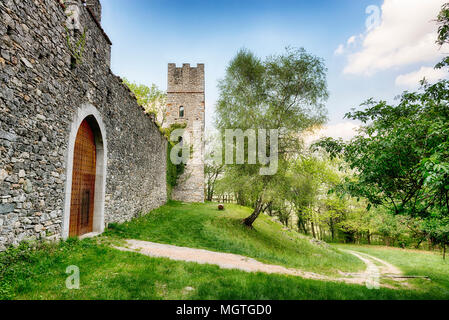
top-left (123, 78), bottom-right (167, 126)
top-left (215, 47), bottom-right (328, 227)
top-left (204, 132), bottom-right (225, 201)
top-left (337, 201), bottom-right (377, 244)
top-left (314, 3), bottom-right (449, 254)
top-left (422, 217), bottom-right (449, 259)
top-left (286, 155), bottom-right (332, 236)
top-left (320, 197), bottom-right (348, 241)
top-left (205, 164), bottom-right (224, 201)
top-left (287, 157), bottom-right (320, 235)
top-left (315, 80), bottom-right (449, 254)
top-left (374, 210), bottom-right (408, 247)
top-left (435, 3), bottom-right (449, 69)
top-left (317, 81), bottom-right (449, 216)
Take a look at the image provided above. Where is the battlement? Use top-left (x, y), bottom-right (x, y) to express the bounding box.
top-left (168, 63), bottom-right (205, 93)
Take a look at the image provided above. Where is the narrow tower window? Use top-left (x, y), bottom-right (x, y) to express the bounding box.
top-left (179, 106), bottom-right (185, 118)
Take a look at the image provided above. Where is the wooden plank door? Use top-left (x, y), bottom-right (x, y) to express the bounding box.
top-left (69, 119), bottom-right (96, 237)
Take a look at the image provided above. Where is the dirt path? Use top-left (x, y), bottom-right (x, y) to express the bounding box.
top-left (115, 239), bottom-right (407, 288)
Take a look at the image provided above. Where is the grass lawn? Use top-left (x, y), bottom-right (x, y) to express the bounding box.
top-left (105, 201), bottom-right (364, 275)
top-left (1, 201), bottom-right (449, 300)
top-left (334, 244), bottom-right (449, 299)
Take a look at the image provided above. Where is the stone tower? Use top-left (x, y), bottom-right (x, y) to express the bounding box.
top-left (166, 64), bottom-right (205, 203)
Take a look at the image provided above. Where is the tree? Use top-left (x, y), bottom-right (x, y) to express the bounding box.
top-left (315, 80), bottom-right (449, 254)
top-left (314, 3), bottom-right (449, 255)
top-left (287, 157), bottom-right (319, 235)
top-left (204, 131), bottom-right (225, 201)
top-left (123, 78), bottom-right (167, 126)
top-left (422, 217), bottom-right (449, 259)
top-left (337, 201), bottom-right (377, 244)
top-left (205, 163), bottom-right (224, 202)
top-left (215, 47), bottom-right (328, 227)
top-left (286, 155), bottom-right (331, 236)
top-left (317, 81), bottom-right (449, 216)
top-left (374, 210), bottom-right (408, 247)
top-left (435, 3), bottom-right (449, 69)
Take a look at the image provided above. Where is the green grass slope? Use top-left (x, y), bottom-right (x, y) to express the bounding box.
top-left (105, 201), bottom-right (363, 275)
top-left (1, 201), bottom-right (449, 300)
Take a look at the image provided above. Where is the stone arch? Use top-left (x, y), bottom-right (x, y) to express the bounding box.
top-left (62, 103), bottom-right (107, 239)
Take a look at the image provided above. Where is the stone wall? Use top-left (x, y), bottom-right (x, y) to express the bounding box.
top-left (0, 0), bottom-right (167, 250)
top-left (166, 64), bottom-right (205, 203)
top-left (85, 0), bottom-right (102, 23)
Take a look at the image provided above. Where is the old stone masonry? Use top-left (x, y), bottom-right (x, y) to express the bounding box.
top-left (165, 64), bottom-right (205, 203)
top-left (0, 0), bottom-right (207, 250)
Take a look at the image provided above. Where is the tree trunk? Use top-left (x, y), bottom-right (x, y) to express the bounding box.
top-left (330, 218), bottom-right (335, 241)
top-left (302, 221), bottom-right (308, 235)
top-left (367, 231), bottom-right (371, 245)
top-left (206, 185), bottom-right (214, 202)
top-left (242, 198), bottom-right (264, 228)
top-left (298, 219), bottom-right (308, 235)
top-left (415, 238), bottom-right (423, 249)
top-left (443, 244), bottom-right (446, 260)
top-left (311, 221), bottom-right (316, 239)
top-left (236, 191), bottom-right (245, 206)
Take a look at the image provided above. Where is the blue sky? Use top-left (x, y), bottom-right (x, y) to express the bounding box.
top-left (101, 0), bottom-right (447, 135)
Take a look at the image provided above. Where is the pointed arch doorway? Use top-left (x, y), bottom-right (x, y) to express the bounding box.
top-left (63, 104), bottom-right (107, 240)
top-left (69, 119), bottom-right (96, 237)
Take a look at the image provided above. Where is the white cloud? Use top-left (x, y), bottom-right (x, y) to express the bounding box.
top-left (304, 122), bottom-right (360, 146)
top-left (335, 34), bottom-right (362, 56)
top-left (395, 66), bottom-right (448, 88)
top-left (343, 0), bottom-right (447, 76)
top-left (334, 44), bottom-right (345, 56)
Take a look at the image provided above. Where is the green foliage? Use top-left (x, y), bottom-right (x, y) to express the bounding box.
top-left (312, 5), bottom-right (449, 252)
top-left (315, 80), bottom-right (449, 252)
top-left (122, 78), bottom-right (167, 126)
top-left (163, 123), bottom-right (187, 198)
top-left (215, 47), bottom-right (329, 225)
top-left (65, 26), bottom-right (87, 68)
top-left (216, 47), bottom-right (328, 143)
top-left (373, 211), bottom-right (408, 247)
top-left (205, 162), bottom-right (224, 202)
top-left (422, 217), bottom-right (449, 250)
top-left (346, 82), bottom-right (449, 217)
top-left (436, 3), bottom-right (449, 69)
top-left (166, 142), bottom-right (185, 187)
top-left (337, 203), bottom-right (376, 243)
top-left (286, 156), bottom-right (335, 233)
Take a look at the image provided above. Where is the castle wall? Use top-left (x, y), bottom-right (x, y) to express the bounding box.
top-left (166, 64), bottom-right (205, 203)
top-left (0, 0), bottom-right (167, 250)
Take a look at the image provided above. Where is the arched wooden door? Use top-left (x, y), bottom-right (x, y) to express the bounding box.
top-left (69, 119), bottom-right (96, 237)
